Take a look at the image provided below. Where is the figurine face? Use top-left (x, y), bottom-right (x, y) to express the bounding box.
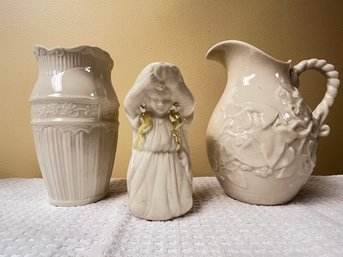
top-left (148, 91), bottom-right (172, 117)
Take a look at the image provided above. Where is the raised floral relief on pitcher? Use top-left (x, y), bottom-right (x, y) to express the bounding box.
top-left (206, 40), bottom-right (340, 205)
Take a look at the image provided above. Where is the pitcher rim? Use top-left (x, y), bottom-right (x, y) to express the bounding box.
top-left (206, 40), bottom-right (291, 66)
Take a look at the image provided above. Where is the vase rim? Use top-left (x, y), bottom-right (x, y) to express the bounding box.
top-left (34, 44), bottom-right (114, 70)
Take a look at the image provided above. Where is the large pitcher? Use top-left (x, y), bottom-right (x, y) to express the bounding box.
top-left (30, 45), bottom-right (119, 206)
top-left (206, 40), bottom-right (339, 205)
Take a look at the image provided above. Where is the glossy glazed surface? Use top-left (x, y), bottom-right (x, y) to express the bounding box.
top-left (206, 40), bottom-right (340, 205)
top-left (30, 45), bottom-right (119, 206)
top-left (124, 62), bottom-right (194, 220)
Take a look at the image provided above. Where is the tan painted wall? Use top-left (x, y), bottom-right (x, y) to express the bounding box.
top-left (1, 0), bottom-right (342, 178)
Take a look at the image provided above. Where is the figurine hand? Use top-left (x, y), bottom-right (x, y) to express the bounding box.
top-left (171, 102), bottom-right (181, 112)
top-left (139, 104), bottom-right (147, 113)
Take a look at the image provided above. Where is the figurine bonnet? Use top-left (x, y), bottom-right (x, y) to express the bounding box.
top-left (124, 62), bottom-right (195, 220)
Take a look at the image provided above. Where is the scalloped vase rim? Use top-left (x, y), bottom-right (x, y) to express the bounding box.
top-left (34, 44), bottom-right (114, 68)
top-left (34, 44), bottom-right (110, 53)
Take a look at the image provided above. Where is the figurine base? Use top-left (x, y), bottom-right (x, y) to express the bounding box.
top-left (129, 198), bottom-right (193, 221)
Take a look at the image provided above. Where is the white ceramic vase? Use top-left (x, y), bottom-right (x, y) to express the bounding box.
top-left (30, 45), bottom-right (119, 206)
top-left (206, 40), bottom-right (340, 205)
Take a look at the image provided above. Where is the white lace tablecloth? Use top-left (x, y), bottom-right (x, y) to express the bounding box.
top-left (1, 176), bottom-right (343, 257)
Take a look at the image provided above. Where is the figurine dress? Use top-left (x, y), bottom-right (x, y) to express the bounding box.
top-left (127, 114), bottom-right (193, 220)
top-left (124, 62), bottom-right (194, 220)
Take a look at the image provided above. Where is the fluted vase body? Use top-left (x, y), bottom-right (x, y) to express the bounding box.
top-left (206, 40), bottom-right (340, 205)
top-left (30, 45), bottom-right (119, 206)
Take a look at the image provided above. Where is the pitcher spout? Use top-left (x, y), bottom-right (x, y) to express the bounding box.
top-left (206, 40), bottom-right (291, 72)
top-left (206, 43), bottom-right (228, 67)
top-left (206, 40), bottom-right (248, 67)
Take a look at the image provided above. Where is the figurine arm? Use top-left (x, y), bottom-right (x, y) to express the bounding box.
top-left (126, 113), bottom-right (140, 129)
top-left (172, 83), bottom-right (195, 118)
top-left (124, 84), bottom-right (148, 119)
top-left (183, 111), bottom-right (194, 125)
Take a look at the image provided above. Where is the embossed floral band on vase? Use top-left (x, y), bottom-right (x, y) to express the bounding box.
top-left (206, 40), bottom-right (340, 205)
top-left (30, 45), bottom-right (119, 206)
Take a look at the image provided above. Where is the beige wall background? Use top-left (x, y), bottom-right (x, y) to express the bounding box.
top-left (0, 0), bottom-right (342, 178)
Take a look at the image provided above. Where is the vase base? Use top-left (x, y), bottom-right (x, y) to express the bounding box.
top-left (48, 191), bottom-right (108, 207)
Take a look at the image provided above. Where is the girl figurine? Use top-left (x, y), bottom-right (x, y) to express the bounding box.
top-left (124, 62), bottom-right (195, 220)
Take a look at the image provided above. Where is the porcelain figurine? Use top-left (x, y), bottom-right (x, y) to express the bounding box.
top-left (124, 62), bottom-right (194, 220)
top-left (206, 40), bottom-right (340, 205)
top-left (30, 45), bottom-right (119, 206)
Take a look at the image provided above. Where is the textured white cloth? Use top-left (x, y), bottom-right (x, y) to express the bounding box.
top-left (1, 176), bottom-right (343, 257)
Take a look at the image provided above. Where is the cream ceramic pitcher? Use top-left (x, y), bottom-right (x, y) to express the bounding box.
top-left (206, 40), bottom-right (340, 205)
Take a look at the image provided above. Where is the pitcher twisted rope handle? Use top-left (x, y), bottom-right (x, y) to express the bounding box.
top-left (291, 58), bottom-right (340, 137)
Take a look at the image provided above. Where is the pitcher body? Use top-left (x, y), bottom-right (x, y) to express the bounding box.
top-left (206, 40), bottom-right (339, 205)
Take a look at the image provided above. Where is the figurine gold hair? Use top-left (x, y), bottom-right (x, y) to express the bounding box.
top-left (134, 104), bottom-right (153, 149)
top-left (169, 102), bottom-right (184, 151)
